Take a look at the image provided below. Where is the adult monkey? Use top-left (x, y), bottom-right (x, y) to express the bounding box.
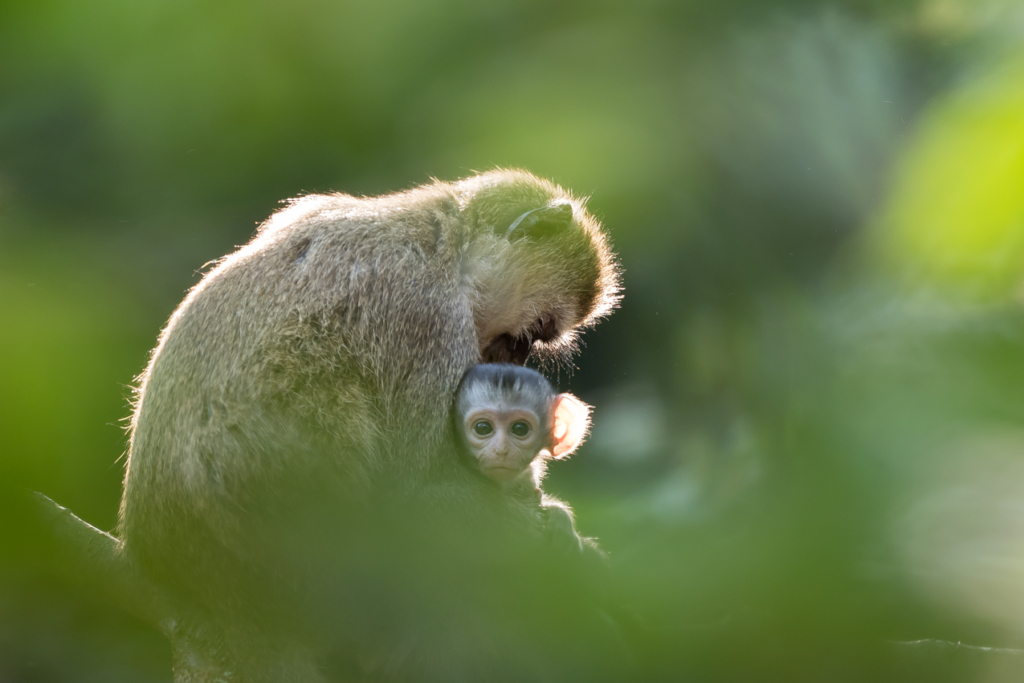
top-left (119, 169), bottom-right (620, 681)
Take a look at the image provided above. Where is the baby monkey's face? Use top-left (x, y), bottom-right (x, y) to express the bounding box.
top-left (455, 364), bottom-right (592, 485)
top-left (462, 406), bottom-right (548, 483)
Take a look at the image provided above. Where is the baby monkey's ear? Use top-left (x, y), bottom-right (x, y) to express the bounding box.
top-left (551, 393), bottom-right (592, 459)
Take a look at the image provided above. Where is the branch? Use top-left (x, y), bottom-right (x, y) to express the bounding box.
top-left (33, 493), bottom-right (266, 682)
top-left (32, 492), bottom-right (175, 634)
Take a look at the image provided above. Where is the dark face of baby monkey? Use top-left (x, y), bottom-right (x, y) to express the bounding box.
top-left (454, 364), bottom-right (590, 484)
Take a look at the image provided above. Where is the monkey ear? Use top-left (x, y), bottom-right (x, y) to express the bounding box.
top-left (551, 392), bottom-right (591, 459)
top-left (506, 202), bottom-right (574, 240)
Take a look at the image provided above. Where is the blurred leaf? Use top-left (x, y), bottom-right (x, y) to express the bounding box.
top-left (877, 53), bottom-right (1024, 298)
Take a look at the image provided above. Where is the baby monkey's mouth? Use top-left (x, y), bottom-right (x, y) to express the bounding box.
top-left (480, 464), bottom-right (524, 483)
top-left (481, 317), bottom-right (558, 365)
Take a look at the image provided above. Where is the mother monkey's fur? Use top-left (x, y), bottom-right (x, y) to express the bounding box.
top-left (119, 170), bottom-right (620, 679)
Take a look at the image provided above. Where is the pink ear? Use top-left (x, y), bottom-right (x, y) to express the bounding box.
top-left (551, 393), bottom-right (591, 459)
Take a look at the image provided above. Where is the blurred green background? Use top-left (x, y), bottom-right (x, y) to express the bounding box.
top-left (4, 0), bottom-right (1024, 680)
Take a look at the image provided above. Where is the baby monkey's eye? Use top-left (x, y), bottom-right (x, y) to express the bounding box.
top-left (510, 421), bottom-right (531, 438)
top-left (473, 420), bottom-right (494, 436)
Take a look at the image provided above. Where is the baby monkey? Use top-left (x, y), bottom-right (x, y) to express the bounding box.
top-left (454, 364), bottom-right (592, 552)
